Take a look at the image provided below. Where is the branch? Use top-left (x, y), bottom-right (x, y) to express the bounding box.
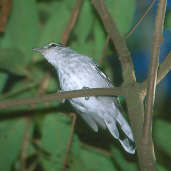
top-left (91, 0), bottom-right (136, 84)
top-left (144, 0), bottom-right (166, 141)
top-left (125, 0), bottom-right (156, 39)
top-left (62, 113), bottom-right (77, 171)
top-left (0, 87), bottom-right (124, 110)
top-left (98, 35), bottom-right (110, 65)
top-left (0, 0), bottom-right (11, 32)
top-left (20, 72), bottom-right (51, 171)
top-left (141, 0), bottom-right (167, 170)
top-left (61, 0), bottom-right (83, 45)
top-left (157, 51), bottom-right (171, 84)
top-left (98, 0), bottom-right (155, 65)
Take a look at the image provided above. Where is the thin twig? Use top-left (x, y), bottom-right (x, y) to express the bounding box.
top-left (0, 87), bottom-right (124, 110)
top-left (98, 0), bottom-right (155, 65)
top-left (20, 73), bottom-right (51, 171)
top-left (98, 0), bottom-right (156, 64)
top-left (157, 51), bottom-right (171, 84)
top-left (20, 118), bottom-right (31, 171)
top-left (98, 35), bottom-right (110, 65)
top-left (141, 51), bottom-right (171, 93)
top-left (80, 142), bottom-right (112, 157)
top-left (0, 81), bottom-right (39, 100)
top-left (61, 0), bottom-right (83, 45)
top-left (0, 0), bottom-right (11, 32)
top-left (91, 0), bottom-right (135, 84)
top-left (37, 72), bottom-right (50, 95)
top-left (125, 0), bottom-right (156, 39)
top-left (62, 113), bottom-right (77, 171)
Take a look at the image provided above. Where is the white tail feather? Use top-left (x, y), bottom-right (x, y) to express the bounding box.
top-left (103, 112), bottom-right (135, 154)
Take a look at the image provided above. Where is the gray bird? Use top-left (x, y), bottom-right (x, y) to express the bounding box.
top-left (33, 42), bottom-right (135, 154)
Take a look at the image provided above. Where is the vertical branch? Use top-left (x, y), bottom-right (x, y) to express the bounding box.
top-left (62, 113), bottom-right (77, 171)
top-left (140, 0), bottom-right (167, 171)
top-left (143, 0), bottom-right (167, 145)
top-left (20, 119), bottom-right (31, 171)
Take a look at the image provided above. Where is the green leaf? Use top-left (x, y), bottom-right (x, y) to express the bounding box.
top-left (154, 120), bottom-right (171, 157)
top-left (111, 147), bottom-right (137, 171)
top-left (165, 10), bottom-right (171, 30)
top-left (71, 148), bottom-right (117, 171)
top-left (71, 41), bottom-right (95, 59)
top-left (157, 164), bottom-right (168, 171)
top-left (0, 119), bottom-right (26, 171)
top-left (105, 0), bottom-right (136, 35)
top-left (0, 0), bottom-right (38, 64)
top-left (73, 0), bottom-right (94, 43)
top-left (0, 48), bottom-right (26, 75)
top-left (41, 114), bottom-right (74, 170)
top-left (93, 19), bottom-right (106, 61)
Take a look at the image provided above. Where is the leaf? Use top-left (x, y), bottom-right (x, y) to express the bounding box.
top-left (73, 148), bottom-right (117, 171)
top-left (0, 0), bottom-right (38, 64)
top-left (111, 147), bottom-right (137, 171)
top-left (0, 119), bottom-right (26, 171)
top-left (0, 48), bottom-right (26, 75)
top-left (105, 0), bottom-right (136, 35)
top-left (165, 10), bottom-right (171, 30)
top-left (93, 19), bottom-right (106, 61)
top-left (41, 114), bottom-right (75, 170)
top-left (73, 0), bottom-right (94, 43)
top-left (157, 164), bottom-right (168, 171)
top-left (154, 120), bottom-right (171, 157)
top-left (71, 41), bottom-right (95, 59)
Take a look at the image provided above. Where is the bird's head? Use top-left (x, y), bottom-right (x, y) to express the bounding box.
top-left (33, 42), bottom-right (66, 66)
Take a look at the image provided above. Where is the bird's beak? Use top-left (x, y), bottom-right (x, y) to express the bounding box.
top-left (32, 48), bottom-right (44, 53)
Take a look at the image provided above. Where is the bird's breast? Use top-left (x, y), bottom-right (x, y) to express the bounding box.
top-left (58, 62), bottom-right (108, 91)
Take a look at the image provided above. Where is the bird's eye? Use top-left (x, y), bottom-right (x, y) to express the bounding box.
top-left (48, 43), bottom-right (64, 48)
top-left (49, 43), bottom-right (57, 48)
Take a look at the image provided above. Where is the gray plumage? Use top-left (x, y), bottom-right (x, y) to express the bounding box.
top-left (33, 42), bottom-right (135, 154)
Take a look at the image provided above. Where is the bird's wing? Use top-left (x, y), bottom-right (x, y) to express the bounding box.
top-left (88, 58), bottom-right (114, 88)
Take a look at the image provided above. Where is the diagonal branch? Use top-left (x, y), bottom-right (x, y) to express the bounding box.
top-left (62, 113), bottom-right (77, 171)
top-left (157, 51), bottom-right (171, 84)
top-left (91, 0), bottom-right (136, 84)
top-left (61, 0), bottom-right (83, 45)
top-left (125, 0), bottom-right (156, 39)
top-left (0, 0), bottom-right (11, 32)
top-left (0, 87), bottom-right (124, 110)
top-left (98, 0), bottom-right (155, 65)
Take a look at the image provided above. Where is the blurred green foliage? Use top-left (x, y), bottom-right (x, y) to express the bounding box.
top-left (165, 10), bottom-right (171, 30)
top-left (0, 0), bottom-right (170, 170)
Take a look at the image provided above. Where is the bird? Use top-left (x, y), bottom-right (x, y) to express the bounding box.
top-left (33, 42), bottom-right (135, 154)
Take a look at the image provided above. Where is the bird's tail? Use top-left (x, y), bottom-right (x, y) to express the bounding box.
top-left (103, 112), bottom-right (135, 154)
